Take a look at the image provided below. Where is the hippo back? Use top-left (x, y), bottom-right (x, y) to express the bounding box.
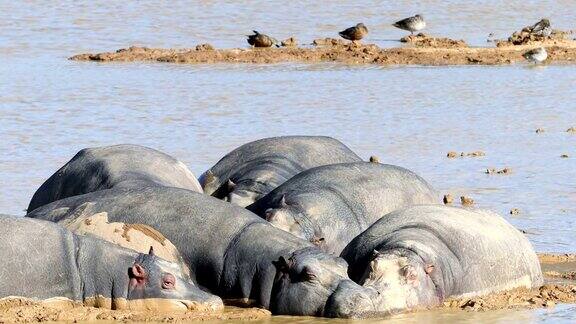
top-left (341, 205), bottom-right (543, 298)
top-left (200, 136), bottom-right (362, 196)
top-left (27, 144), bottom-right (202, 212)
top-left (26, 187), bottom-right (271, 291)
top-left (248, 162), bottom-right (439, 254)
top-left (0, 215), bottom-right (81, 300)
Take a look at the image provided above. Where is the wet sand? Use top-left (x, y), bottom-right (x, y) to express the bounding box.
top-left (70, 36), bottom-right (576, 66)
top-left (1, 253), bottom-right (574, 322)
top-left (0, 298), bottom-right (270, 322)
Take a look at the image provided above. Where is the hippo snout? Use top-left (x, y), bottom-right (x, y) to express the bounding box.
top-left (185, 289), bottom-right (224, 311)
top-left (324, 280), bottom-right (377, 318)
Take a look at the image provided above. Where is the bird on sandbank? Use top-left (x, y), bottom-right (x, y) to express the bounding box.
top-left (247, 30), bottom-right (279, 48)
top-left (338, 23), bottom-right (369, 43)
top-left (523, 47), bottom-right (548, 64)
top-left (393, 14), bottom-right (426, 35)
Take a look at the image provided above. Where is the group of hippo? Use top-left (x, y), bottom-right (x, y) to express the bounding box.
top-left (4, 136), bottom-right (543, 318)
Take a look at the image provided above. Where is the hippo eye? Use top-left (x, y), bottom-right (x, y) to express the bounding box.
top-left (300, 267), bottom-right (317, 282)
top-left (264, 209), bottom-right (274, 221)
top-left (162, 273), bottom-right (176, 290)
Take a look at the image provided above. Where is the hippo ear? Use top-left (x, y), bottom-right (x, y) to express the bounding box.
top-left (311, 237), bottom-right (325, 247)
top-left (130, 264), bottom-right (147, 279)
top-left (204, 170), bottom-right (216, 183)
top-left (272, 256), bottom-right (290, 273)
top-left (279, 195), bottom-right (288, 207)
top-left (227, 179), bottom-right (236, 190)
top-left (148, 246), bottom-right (155, 256)
top-left (425, 264), bottom-right (435, 274)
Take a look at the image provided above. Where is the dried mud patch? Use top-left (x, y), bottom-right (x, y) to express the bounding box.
top-left (400, 33), bottom-right (468, 48)
top-left (442, 284), bottom-right (576, 312)
top-left (0, 297), bottom-right (270, 323)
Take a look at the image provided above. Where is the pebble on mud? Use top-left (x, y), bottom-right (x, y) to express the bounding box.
top-left (567, 127), bottom-right (576, 133)
top-left (460, 196), bottom-right (474, 206)
top-left (312, 38), bottom-right (346, 46)
top-left (535, 128), bottom-right (545, 133)
top-left (447, 151), bottom-right (485, 158)
top-left (485, 167), bottom-right (512, 175)
top-left (369, 155), bottom-right (380, 163)
top-left (510, 208), bottom-right (521, 215)
top-left (443, 194), bottom-right (453, 205)
top-left (195, 43), bottom-right (215, 51)
top-left (561, 154), bottom-right (569, 158)
top-left (281, 37), bottom-right (297, 47)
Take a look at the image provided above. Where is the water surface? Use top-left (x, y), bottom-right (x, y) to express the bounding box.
top-left (1, 1), bottom-right (575, 322)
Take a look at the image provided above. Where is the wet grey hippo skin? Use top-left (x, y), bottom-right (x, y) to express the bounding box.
top-left (340, 205), bottom-right (543, 314)
top-left (26, 187), bottom-right (377, 318)
top-left (199, 136), bottom-right (362, 207)
top-left (247, 162), bottom-right (439, 254)
top-left (0, 215), bottom-right (222, 311)
top-left (27, 144), bottom-right (202, 213)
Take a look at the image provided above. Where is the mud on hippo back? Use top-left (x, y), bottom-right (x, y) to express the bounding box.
top-left (199, 136), bottom-right (362, 207)
top-left (248, 162), bottom-right (439, 254)
top-left (340, 205), bottom-right (543, 315)
top-left (27, 144), bottom-right (202, 212)
top-left (0, 215), bottom-right (222, 312)
top-left (26, 187), bottom-right (378, 318)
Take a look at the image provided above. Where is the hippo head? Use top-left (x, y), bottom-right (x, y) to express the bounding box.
top-left (271, 247), bottom-right (376, 318)
top-left (358, 250), bottom-right (440, 313)
top-left (264, 195), bottom-right (325, 248)
top-left (212, 179), bottom-right (261, 207)
top-left (124, 247), bottom-right (223, 311)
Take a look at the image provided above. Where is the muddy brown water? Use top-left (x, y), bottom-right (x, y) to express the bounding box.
top-left (1, 1), bottom-right (576, 322)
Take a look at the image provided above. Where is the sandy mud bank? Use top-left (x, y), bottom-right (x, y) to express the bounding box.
top-left (0, 298), bottom-right (270, 322)
top-left (70, 36), bottom-right (576, 66)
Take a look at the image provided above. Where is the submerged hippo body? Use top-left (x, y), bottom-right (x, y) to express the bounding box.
top-left (0, 215), bottom-right (221, 311)
top-left (248, 162), bottom-right (439, 254)
top-left (27, 144), bottom-right (202, 212)
top-left (200, 136), bottom-right (362, 207)
top-left (340, 205), bottom-right (543, 314)
top-left (27, 187), bottom-right (376, 318)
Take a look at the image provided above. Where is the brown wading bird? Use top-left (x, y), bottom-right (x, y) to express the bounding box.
top-left (338, 23), bottom-right (368, 44)
top-left (246, 30), bottom-right (279, 48)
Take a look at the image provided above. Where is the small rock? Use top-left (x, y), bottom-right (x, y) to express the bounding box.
top-left (561, 154), bottom-right (569, 158)
top-left (467, 151), bottom-right (485, 157)
top-left (536, 128), bottom-right (545, 133)
top-left (447, 151), bottom-right (458, 158)
top-left (195, 43), bottom-right (215, 51)
top-left (567, 127), bottom-right (576, 133)
top-left (281, 37), bottom-right (297, 47)
top-left (545, 300), bottom-right (556, 308)
top-left (485, 167), bottom-right (512, 175)
top-left (460, 196), bottom-right (474, 206)
top-left (528, 297), bottom-right (542, 304)
top-left (510, 208), bottom-right (520, 215)
top-left (369, 155), bottom-right (380, 163)
top-left (443, 194), bottom-right (453, 205)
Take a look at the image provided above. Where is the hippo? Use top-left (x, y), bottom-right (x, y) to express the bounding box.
top-left (27, 144), bottom-right (202, 213)
top-left (0, 214), bottom-right (222, 311)
top-left (26, 187), bottom-right (377, 318)
top-left (199, 136), bottom-right (362, 207)
top-left (340, 205), bottom-right (543, 314)
top-left (247, 162), bottom-right (439, 254)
